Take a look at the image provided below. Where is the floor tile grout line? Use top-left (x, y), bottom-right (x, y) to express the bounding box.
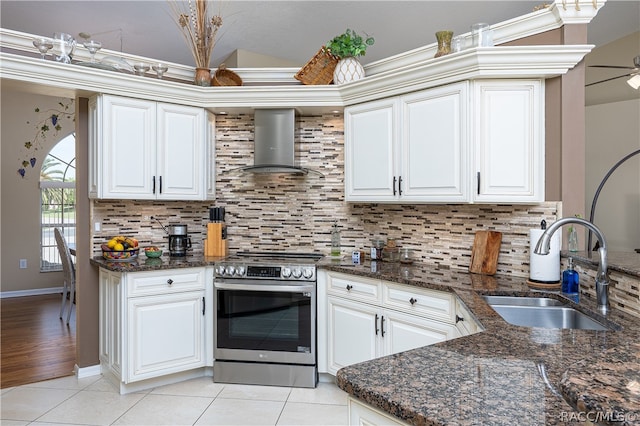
top-left (31, 386), bottom-right (85, 424)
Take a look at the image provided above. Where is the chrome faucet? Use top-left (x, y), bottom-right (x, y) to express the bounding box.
top-left (534, 217), bottom-right (610, 315)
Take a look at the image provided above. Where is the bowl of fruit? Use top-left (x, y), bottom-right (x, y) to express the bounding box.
top-left (101, 236), bottom-right (139, 261)
top-left (144, 246), bottom-right (163, 258)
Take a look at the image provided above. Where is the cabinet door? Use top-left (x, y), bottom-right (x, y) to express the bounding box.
top-left (127, 291), bottom-right (205, 383)
top-left (473, 80), bottom-right (543, 203)
top-left (101, 95), bottom-right (156, 199)
top-left (383, 309), bottom-right (459, 356)
top-left (156, 104), bottom-right (206, 200)
top-left (345, 98), bottom-right (400, 202)
top-left (327, 296), bottom-right (379, 376)
top-left (401, 82), bottom-right (469, 202)
top-left (455, 298), bottom-right (482, 336)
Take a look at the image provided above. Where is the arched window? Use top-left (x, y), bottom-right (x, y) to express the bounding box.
top-left (40, 133), bottom-right (76, 272)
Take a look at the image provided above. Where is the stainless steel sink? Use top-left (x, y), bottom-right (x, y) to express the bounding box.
top-left (482, 296), bottom-right (612, 331)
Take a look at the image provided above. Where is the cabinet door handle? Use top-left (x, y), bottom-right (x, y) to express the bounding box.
top-left (477, 172), bottom-right (481, 195)
top-left (456, 315), bottom-right (464, 324)
top-left (381, 315), bottom-right (385, 337)
top-left (393, 176), bottom-right (397, 196)
top-left (152, 176), bottom-right (156, 194)
top-left (167, 279), bottom-right (173, 285)
top-left (159, 176), bottom-right (162, 194)
top-left (202, 297), bottom-right (206, 316)
top-left (398, 176), bottom-right (403, 196)
top-left (409, 297), bottom-right (417, 305)
top-left (346, 284), bottom-right (353, 291)
top-left (375, 314), bottom-right (379, 336)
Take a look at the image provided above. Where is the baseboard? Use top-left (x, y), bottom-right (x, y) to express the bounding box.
top-left (0, 287), bottom-right (63, 298)
top-left (75, 364), bottom-right (101, 379)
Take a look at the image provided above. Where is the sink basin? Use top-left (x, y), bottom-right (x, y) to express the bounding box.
top-left (482, 296), bottom-right (612, 331)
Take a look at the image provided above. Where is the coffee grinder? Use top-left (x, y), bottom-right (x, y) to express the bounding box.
top-left (168, 224), bottom-right (192, 257)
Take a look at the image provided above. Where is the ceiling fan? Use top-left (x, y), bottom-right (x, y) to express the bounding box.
top-left (586, 55), bottom-right (640, 89)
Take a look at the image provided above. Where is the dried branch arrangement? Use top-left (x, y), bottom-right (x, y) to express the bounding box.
top-left (169, 0), bottom-right (223, 68)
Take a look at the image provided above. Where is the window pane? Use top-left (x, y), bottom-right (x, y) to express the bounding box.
top-left (40, 133), bottom-right (76, 272)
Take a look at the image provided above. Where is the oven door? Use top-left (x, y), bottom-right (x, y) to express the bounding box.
top-left (214, 279), bottom-right (316, 365)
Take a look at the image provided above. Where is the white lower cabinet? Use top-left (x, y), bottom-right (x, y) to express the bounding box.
top-left (349, 397), bottom-right (407, 426)
top-left (99, 267), bottom-right (213, 392)
top-left (127, 291), bottom-right (205, 382)
top-left (323, 272), bottom-right (462, 376)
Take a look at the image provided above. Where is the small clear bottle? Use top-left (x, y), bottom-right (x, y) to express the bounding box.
top-left (562, 257), bottom-right (580, 296)
top-left (331, 222), bottom-right (341, 257)
top-left (568, 227), bottom-right (579, 252)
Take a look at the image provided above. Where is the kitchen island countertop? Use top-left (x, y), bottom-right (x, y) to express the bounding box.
top-left (320, 260), bottom-right (640, 425)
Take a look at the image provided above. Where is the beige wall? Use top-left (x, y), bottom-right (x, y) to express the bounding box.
top-left (1, 89), bottom-right (74, 293)
top-left (586, 98), bottom-right (640, 251)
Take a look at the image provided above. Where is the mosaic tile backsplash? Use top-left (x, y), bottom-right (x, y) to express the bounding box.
top-left (93, 113), bottom-right (563, 279)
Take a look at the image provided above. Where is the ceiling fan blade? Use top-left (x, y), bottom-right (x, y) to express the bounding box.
top-left (588, 65), bottom-right (636, 69)
top-left (585, 73), bottom-right (634, 87)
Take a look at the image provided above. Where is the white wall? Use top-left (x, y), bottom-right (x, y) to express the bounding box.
top-left (585, 98), bottom-right (640, 251)
top-left (1, 88), bottom-right (74, 293)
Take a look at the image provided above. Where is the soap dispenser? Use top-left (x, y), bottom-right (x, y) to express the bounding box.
top-left (331, 221), bottom-right (341, 257)
top-left (562, 257), bottom-right (580, 297)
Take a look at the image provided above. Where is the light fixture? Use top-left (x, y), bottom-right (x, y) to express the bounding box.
top-left (627, 74), bottom-right (640, 90)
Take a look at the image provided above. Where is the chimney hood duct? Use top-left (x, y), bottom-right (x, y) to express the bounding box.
top-left (233, 109), bottom-right (323, 177)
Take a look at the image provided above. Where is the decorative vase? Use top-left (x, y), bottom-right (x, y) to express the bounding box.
top-left (568, 228), bottom-right (579, 252)
top-left (434, 31), bottom-right (453, 58)
top-left (333, 57), bottom-right (365, 85)
top-left (194, 67), bottom-right (211, 86)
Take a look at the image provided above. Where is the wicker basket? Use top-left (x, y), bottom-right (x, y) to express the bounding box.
top-left (294, 46), bottom-right (339, 85)
top-left (212, 64), bottom-right (242, 86)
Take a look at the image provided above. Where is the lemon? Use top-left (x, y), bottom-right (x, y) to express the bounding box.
top-left (114, 243), bottom-right (124, 251)
top-left (107, 238), bottom-right (118, 248)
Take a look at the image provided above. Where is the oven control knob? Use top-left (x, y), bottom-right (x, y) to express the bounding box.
top-left (281, 267), bottom-right (292, 278)
top-left (236, 266), bottom-right (246, 277)
top-left (292, 268), bottom-right (302, 279)
top-left (215, 265), bottom-right (226, 276)
top-left (226, 265), bottom-right (236, 276)
top-left (302, 268), bottom-right (314, 279)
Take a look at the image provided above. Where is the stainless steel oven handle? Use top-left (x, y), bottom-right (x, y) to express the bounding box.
top-left (214, 281), bottom-right (315, 293)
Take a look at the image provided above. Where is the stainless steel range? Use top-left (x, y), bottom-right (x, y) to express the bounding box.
top-left (213, 251), bottom-right (322, 388)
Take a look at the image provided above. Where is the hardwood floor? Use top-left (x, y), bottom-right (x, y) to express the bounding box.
top-left (1, 293), bottom-right (76, 388)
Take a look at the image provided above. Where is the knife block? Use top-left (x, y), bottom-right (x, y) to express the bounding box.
top-left (205, 222), bottom-right (227, 257)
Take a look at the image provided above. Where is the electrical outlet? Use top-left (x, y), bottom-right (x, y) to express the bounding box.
top-left (94, 221), bottom-right (101, 232)
top-left (19, 259), bottom-right (27, 269)
top-left (143, 215), bottom-right (151, 221)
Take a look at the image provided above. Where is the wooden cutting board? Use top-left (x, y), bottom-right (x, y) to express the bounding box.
top-left (469, 231), bottom-right (502, 275)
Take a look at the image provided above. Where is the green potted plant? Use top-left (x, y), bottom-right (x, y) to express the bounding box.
top-left (326, 29), bottom-right (374, 84)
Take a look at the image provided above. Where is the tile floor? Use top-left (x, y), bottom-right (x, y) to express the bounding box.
top-left (1, 375), bottom-right (350, 425)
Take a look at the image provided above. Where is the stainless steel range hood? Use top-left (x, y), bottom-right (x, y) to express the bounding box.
top-left (234, 109), bottom-right (323, 177)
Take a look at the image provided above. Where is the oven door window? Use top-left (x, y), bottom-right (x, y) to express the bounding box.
top-left (216, 289), bottom-right (312, 353)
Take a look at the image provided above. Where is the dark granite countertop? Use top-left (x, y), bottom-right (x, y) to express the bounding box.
top-left (90, 253), bottom-right (640, 424)
top-left (323, 261), bottom-right (640, 425)
top-left (89, 255), bottom-right (223, 272)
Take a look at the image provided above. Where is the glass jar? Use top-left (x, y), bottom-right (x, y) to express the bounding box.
top-left (383, 247), bottom-right (399, 262)
top-left (370, 239), bottom-right (385, 261)
top-left (399, 248), bottom-right (414, 264)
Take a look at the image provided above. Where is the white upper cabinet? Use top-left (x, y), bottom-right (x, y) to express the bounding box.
top-left (156, 103), bottom-right (207, 200)
top-left (345, 79), bottom-right (544, 204)
top-left (344, 98), bottom-right (399, 202)
top-left (472, 80), bottom-right (543, 203)
top-left (89, 94), bottom-right (214, 201)
top-left (400, 83), bottom-right (469, 202)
